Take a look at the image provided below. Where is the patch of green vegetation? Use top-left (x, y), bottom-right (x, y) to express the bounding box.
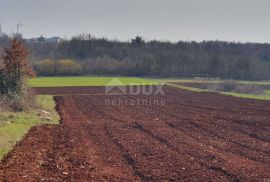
top-left (0, 95), bottom-right (59, 159)
top-left (159, 78), bottom-right (270, 85)
top-left (238, 81), bottom-right (270, 85)
top-left (35, 95), bottom-right (60, 121)
top-left (165, 83), bottom-right (203, 92)
top-left (29, 77), bottom-right (158, 87)
top-left (157, 78), bottom-right (224, 84)
top-left (221, 92), bottom-right (270, 100)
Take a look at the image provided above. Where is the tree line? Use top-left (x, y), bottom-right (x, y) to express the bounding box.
top-left (2, 34), bottom-right (270, 80)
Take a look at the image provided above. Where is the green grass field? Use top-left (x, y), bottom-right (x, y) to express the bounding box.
top-left (29, 77), bottom-right (158, 87)
top-left (0, 96), bottom-right (59, 159)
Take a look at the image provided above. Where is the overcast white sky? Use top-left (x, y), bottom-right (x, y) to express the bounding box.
top-left (0, 0), bottom-right (269, 42)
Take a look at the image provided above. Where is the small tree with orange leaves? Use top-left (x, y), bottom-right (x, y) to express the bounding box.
top-left (0, 38), bottom-right (35, 111)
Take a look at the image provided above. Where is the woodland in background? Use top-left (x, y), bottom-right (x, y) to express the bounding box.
top-left (1, 34), bottom-right (270, 80)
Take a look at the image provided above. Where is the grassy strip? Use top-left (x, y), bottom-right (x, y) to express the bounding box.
top-left (165, 83), bottom-right (203, 92)
top-left (157, 79), bottom-right (223, 84)
top-left (0, 95), bottom-right (59, 159)
top-left (158, 78), bottom-right (270, 85)
top-left (166, 83), bottom-right (270, 100)
top-left (221, 92), bottom-right (270, 100)
top-left (29, 77), bottom-right (158, 87)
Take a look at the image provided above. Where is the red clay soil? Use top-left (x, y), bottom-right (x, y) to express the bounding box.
top-left (33, 86), bottom-right (111, 95)
top-left (32, 85), bottom-right (161, 95)
top-left (1, 86), bottom-right (270, 181)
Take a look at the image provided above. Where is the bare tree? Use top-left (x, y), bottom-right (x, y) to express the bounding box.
top-left (16, 21), bottom-right (23, 33)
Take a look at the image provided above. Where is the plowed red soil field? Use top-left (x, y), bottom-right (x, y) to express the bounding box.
top-left (1, 86), bottom-right (270, 181)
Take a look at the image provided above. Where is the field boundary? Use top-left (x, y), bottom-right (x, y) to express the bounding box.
top-left (166, 83), bottom-right (270, 101)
